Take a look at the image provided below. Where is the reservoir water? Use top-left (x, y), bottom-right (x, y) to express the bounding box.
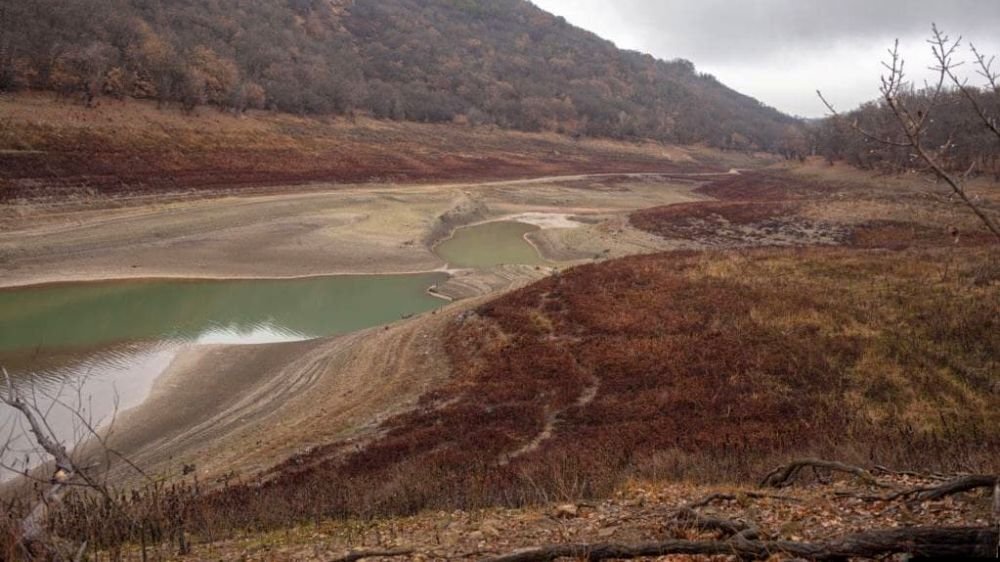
top-left (434, 221), bottom-right (549, 268)
top-left (0, 272), bottom-right (448, 476)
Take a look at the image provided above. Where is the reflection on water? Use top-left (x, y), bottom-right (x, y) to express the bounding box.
top-left (0, 274), bottom-right (449, 354)
top-left (0, 273), bottom-right (449, 478)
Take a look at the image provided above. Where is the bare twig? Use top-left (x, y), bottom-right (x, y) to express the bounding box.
top-left (818, 30), bottom-right (1000, 242)
top-left (931, 25), bottom-right (1000, 142)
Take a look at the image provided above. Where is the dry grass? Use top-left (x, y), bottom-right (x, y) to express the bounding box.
top-left (0, 93), bottom-right (733, 204)
top-left (631, 169), bottom-right (1000, 249)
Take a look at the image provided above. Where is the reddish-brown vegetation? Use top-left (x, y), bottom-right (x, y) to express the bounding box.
top-left (631, 170), bottom-right (999, 249)
top-left (179, 246), bottom-right (998, 532)
top-left (630, 172), bottom-right (861, 246)
top-left (693, 171), bottom-right (864, 201)
top-left (629, 200), bottom-right (818, 243)
top-left (0, 96), bottom-right (728, 204)
top-left (849, 221), bottom-right (996, 250)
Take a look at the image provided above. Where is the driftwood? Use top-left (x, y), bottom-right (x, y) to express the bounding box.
top-left (481, 526), bottom-right (998, 562)
top-left (760, 459), bottom-right (885, 489)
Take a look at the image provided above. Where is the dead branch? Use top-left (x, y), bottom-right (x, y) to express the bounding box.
top-left (330, 548), bottom-right (415, 562)
top-left (918, 474), bottom-right (997, 501)
top-left (2, 368), bottom-right (77, 553)
top-left (931, 25), bottom-right (1000, 143)
top-left (671, 508), bottom-right (750, 536)
top-left (818, 32), bottom-right (1000, 242)
top-left (760, 458), bottom-right (886, 489)
top-left (682, 491), bottom-right (801, 509)
top-left (481, 526), bottom-right (998, 562)
top-left (841, 474), bottom-right (998, 503)
top-left (1, 368), bottom-right (146, 560)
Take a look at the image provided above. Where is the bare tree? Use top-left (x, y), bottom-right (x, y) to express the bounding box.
top-left (931, 25), bottom-right (1000, 144)
top-left (1, 367), bottom-right (148, 561)
top-left (818, 27), bottom-right (1000, 242)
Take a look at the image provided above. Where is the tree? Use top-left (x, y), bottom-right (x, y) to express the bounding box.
top-left (819, 26), bottom-right (1000, 242)
top-left (187, 46), bottom-right (240, 108)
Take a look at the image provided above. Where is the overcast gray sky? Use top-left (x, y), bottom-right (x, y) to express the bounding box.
top-left (531, 0), bottom-right (1000, 117)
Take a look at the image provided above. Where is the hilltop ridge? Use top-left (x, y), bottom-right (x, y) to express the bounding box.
top-left (0, 0), bottom-right (798, 149)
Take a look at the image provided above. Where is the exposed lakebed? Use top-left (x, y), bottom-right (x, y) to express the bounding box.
top-left (0, 273), bottom-right (447, 475)
top-left (0, 214), bottom-right (577, 476)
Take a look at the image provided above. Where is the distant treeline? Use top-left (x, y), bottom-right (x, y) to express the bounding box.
top-left (811, 86), bottom-right (1000, 178)
top-left (0, 0), bottom-right (799, 150)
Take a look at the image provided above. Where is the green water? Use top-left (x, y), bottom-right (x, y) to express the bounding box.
top-left (0, 273), bottom-right (449, 355)
top-left (435, 221), bottom-right (548, 268)
top-left (0, 273), bottom-right (450, 477)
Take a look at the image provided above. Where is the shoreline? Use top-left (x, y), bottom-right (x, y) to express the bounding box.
top-left (0, 265), bottom-right (466, 292)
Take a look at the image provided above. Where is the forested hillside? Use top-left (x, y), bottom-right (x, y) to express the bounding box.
top-left (812, 87), bottom-right (1000, 178)
top-left (0, 0), bottom-right (798, 149)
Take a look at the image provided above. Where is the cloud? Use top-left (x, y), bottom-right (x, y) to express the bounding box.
top-left (531, 0), bottom-right (1000, 116)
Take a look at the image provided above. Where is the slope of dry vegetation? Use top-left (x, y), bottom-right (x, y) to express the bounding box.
top-left (177, 245), bottom-right (998, 536)
top-left (0, 94), bottom-right (726, 204)
top-left (632, 168), bottom-right (1000, 248)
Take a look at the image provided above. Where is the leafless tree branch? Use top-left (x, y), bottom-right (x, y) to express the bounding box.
top-left (819, 30), bottom-right (1000, 242)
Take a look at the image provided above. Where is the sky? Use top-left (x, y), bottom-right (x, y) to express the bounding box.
top-left (530, 0), bottom-right (1000, 118)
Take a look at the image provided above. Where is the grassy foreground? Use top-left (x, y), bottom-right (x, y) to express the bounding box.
top-left (188, 248), bottom-right (997, 527)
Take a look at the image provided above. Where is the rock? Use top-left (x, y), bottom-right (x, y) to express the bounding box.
top-left (597, 526), bottom-right (618, 538)
top-left (553, 503), bottom-right (579, 519)
top-left (479, 519), bottom-right (501, 539)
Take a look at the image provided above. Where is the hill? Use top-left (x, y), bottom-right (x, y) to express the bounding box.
top-left (0, 0), bottom-right (798, 150)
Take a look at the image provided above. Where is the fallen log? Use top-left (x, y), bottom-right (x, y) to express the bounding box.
top-left (481, 526), bottom-right (997, 562)
top-left (916, 474), bottom-right (997, 501)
